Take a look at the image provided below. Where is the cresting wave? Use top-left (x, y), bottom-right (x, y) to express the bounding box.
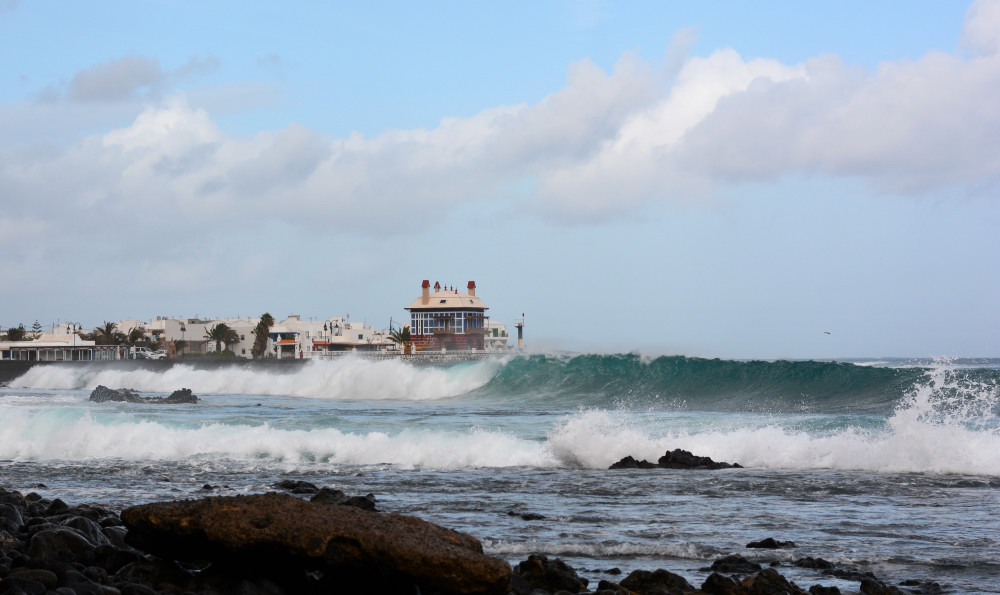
top-left (3, 354), bottom-right (999, 474)
top-left (9, 356), bottom-right (504, 401)
top-left (6, 353), bottom-right (969, 410)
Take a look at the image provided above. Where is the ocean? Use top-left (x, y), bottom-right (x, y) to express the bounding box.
top-left (1, 354), bottom-right (999, 593)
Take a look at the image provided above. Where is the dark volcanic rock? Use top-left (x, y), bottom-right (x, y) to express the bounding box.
top-left (705, 554), bottom-right (763, 574)
top-left (513, 554), bottom-right (587, 593)
top-left (89, 385), bottom-right (198, 404)
top-left (741, 567), bottom-right (807, 594)
top-left (608, 455), bottom-right (659, 469)
top-left (274, 479), bottom-right (318, 494)
top-left (794, 556), bottom-right (835, 569)
top-left (610, 449), bottom-right (741, 470)
top-left (121, 491), bottom-right (511, 595)
top-left (658, 448), bottom-right (741, 470)
top-left (702, 571), bottom-right (743, 594)
top-left (619, 568), bottom-right (696, 594)
top-left (747, 537), bottom-right (797, 549)
top-left (309, 487), bottom-right (378, 511)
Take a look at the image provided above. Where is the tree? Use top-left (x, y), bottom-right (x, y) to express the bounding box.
top-left (388, 325), bottom-right (412, 354)
top-left (31, 320), bottom-right (42, 339)
top-left (205, 323), bottom-right (239, 353)
top-left (251, 313), bottom-right (275, 359)
top-left (126, 327), bottom-right (147, 347)
top-left (94, 322), bottom-right (123, 345)
top-left (4, 324), bottom-right (28, 341)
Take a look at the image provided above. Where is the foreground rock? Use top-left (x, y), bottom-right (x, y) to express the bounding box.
top-left (122, 491), bottom-right (511, 594)
top-left (609, 448), bottom-right (742, 470)
top-left (0, 486), bottom-right (944, 595)
top-left (89, 384), bottom-right (199, 404)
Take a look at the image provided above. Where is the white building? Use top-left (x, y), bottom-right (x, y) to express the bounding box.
top-left (484, 320), bottom-right (511, 351)
top-left (0, 333), bottom-right (120, 361)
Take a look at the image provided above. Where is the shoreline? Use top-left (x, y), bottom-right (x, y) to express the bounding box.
top-left (0, 483), bottom-right (943, 595)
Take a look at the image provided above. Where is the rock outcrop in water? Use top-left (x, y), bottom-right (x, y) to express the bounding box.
top-left (609, 448), bottom-right (742, 470)
top-left (89, 385), bottom-right (199, 404)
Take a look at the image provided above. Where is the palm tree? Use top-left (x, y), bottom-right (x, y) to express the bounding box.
top-left (94, 322), bottom-right (123, 345)
top-left (205, 323), bottom-right (239, 353)
top-left (388, 325), bottom-right (412, 354)
top-left (126, 327), bottom-right (147, 347)
top-left (251, 313), bottom-right (275, 359)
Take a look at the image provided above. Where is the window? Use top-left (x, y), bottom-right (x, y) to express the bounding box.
top-left (358, 334), bottom-right (363, 340)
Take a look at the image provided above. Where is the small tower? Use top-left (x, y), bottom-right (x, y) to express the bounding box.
top-left (515, 314), bottom-right (525, 350)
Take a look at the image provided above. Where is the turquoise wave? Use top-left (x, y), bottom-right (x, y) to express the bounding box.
top-left (468, 354), bottom-right (951, 413)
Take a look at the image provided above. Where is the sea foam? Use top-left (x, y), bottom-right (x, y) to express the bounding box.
top-left (9, 356), bottom-right (500, 401)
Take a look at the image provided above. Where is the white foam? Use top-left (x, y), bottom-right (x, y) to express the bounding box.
top-left (9, 357), bottom-right (501, 401)
top-left (0, 406), bottom-right (556, 468)
top-left (544, 362), bottom-right (1000, 475)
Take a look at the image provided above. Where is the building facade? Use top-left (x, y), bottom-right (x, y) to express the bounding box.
top-left (405, 280), bottom-right (488, 351)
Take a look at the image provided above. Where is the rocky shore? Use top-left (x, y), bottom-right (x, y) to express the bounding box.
top-left (0, 482), bottom-right (943, 595)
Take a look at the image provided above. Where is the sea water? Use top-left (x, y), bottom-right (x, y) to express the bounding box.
top-left (1, 355), bottom-right (999, 593)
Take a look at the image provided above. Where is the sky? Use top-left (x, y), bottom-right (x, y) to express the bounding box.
top-left (1, 0), bottom-right (998, 359)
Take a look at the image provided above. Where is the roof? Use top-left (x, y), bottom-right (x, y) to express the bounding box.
top-left (405, 289), bottom-right (488, 311)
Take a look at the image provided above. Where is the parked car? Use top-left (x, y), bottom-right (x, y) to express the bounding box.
top-left (148, 350), bottom-right (167, 360)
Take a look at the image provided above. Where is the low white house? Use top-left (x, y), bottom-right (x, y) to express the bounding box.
top-left (0, 333), bottom-right (120, 361)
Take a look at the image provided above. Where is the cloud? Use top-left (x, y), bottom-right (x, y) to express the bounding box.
top-left (3, 6), bottom-right (1000, 247)
top-left (67, 54), bottom-right (166, 102)
top-left (963, 0), bottom-right (1000, 55)
top-left (57, 53), bottom-right (220, 104)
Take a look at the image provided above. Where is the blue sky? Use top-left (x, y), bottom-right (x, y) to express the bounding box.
top-left (1, 0), bottom-right (998, 358)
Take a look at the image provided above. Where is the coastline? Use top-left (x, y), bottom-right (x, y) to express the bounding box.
top-left (0, 483), bottom-right (942, 595)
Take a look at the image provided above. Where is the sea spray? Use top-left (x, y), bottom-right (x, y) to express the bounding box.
top-left (10, 356), bottom-right (502, 401)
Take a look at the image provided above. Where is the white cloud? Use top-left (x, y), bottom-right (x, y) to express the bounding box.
top-left (963, 0), bottom-right (1000, 55)
top-left (3, 9), bottom-right (999, 247)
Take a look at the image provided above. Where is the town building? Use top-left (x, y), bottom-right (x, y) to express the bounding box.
top-left (0, 332), bottom-right (119, 361)
top-left (405, 280), bottom-right (489, 351)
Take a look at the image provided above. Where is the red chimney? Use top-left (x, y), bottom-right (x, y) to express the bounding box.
top-left (467, 281), bottom-right (476, 297)
top-left (421, 280), bottom-right (430, 304)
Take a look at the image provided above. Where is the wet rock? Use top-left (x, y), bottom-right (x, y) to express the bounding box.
top-left (702, 571), bottom-right (743, 594)
top-left (898, 579), bottom-right (942, 594)
top-left (164, 388), bottom-right (198, 404)
top-left (740, 568), bottom-right (807, 594)
top-left (305, 486), bottom-right (378, 511)
top-left (273, 479), bottom-right (318, 494)
top-left (658, 449), bottom-right (742, 470)
top-left (860, 577), bottom-right (903, 594)
top-left (609, 449), bottom-right (741, 470)
top-left (5, 568), bottom-right (59, 590)
top-left (514, 554), bottom-right (587, 594)
top-left (121, 491), bottom-right (511, 594)
top-left (89, 385), bottom-right (198, 404)
top-left (608, 455), bottom-right (659, 469)
top-left (507, 510), bottom-right (546, 521)
top-left (0, 576), bottom-right (48, 594)
top-left (705, 554), bottom-right (763, 574)
top-left (26, 527), bottom-right (98, 560)
top-left (794, 557), bottom-right (835, 569)
top-left (747, 537), bottom-right (797, 549)
top-left (808, 585), bottom-right (842, 594)
top-left (619, 568), bottom-right (695, 594)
